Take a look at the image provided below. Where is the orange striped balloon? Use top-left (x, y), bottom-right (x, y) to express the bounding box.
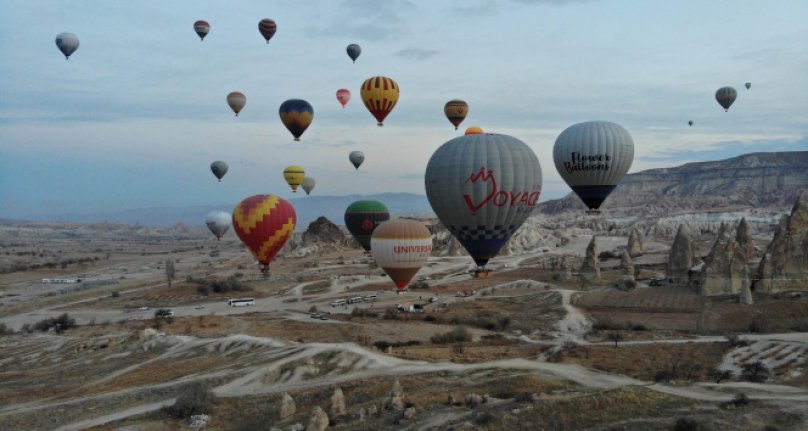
top-left (360, 76), bottom-right (399, 127)
top-left (232, 195), bottom-right (296, 269)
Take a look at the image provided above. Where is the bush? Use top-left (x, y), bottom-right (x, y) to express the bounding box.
top-left (725, 334), bottom-right (749, 347)
top-left (166, 382), bottom-right (216, 418)
top-left (111, 291), bottom-right (120, 298)
top-left (0, 323), bottom-right (14, 335)
top-left (374, 340), bottom-right (391, 351)
top-left (383, 306), bottom-right (399, 320)
top-left (431, 326), bottom-right (472, 344)
top-left (351, 308), bottom-right (378, 318)
top-left (197, 285), bottom-right (209, 296)
top-left (309, 305), bottom-right (318, 312)
top-left (729, 392), bottom-right (750, 407)
top-left (749, 317), bottom-right (769, 333)
top-left (673, 418), bottom-right (701, 431)
top-left (741, 361), bottom-right (770, 383)
top-left (34, 313), bottom-right (76, 333)
top-left (708, 368), bottom-right (733, 383)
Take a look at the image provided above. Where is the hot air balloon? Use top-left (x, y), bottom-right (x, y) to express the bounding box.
top-left (346, 44), bottom-right (361, 63)
top-left (211, 161), bottom-right (228, 181)
top-left (688, 120), bottom-right (693, 127)
top-left (371, 219), bottom-right (432, 291)
top-left (279, 99), bottom-right (313, 141)
top-left (745, 82), bottom-right (751, 90)
top-left (349, 151), bottom-right (365, 169)
top-left (552, 121), bottom-right (634, 212)
top-left (360, 76), bottom-right (399, 127)
top-left (345, 200), bottom-right (390, 252)
top-left (301, 176), bottom-right (316, 195)
top-left (194, 20), bottom-right (210, 40)
top-left (232, 195), bottom-right (296, 273)
top-left (227, 92), bottom-right (246, 116)
top-left (465, 126), bottom-right (483, 135)
top-left (205, 211), bottom-right (231, 240)
top-left (258, 18), bottom-right (277, 43)
top-left (715, 87), bottom-right (737, 112)
top-left (283, 165), bottom-right (305, 192)
top-left (425, 133), bottom-right (543, 270)
top-left (336, 89), bottom-right (351, 108)
top-left (55, 32), bottom-right (79, 60)
top-left (444, 100), bottom-right (469, 130)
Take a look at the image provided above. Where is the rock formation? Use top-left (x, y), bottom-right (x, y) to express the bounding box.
top-left (736, 217), bottom-right (754, 261)
top-left (617, 251), bottom-right (636, 291)
top-left (383, 379), bottom-right (406, 412)
top-left (667, 225), bottom-right (694, 284)
top-left (330, 387), bottom-right (346, 417)
top-left (756, 194), bottom-right (808, 293)
top-left (187, 414), bottom-right (210, 431)
top-left (627, 227), bottom-right (643, 257)
top-left (698, 224), bottom-right (748, 297)
top-left (280, 392), bottom-right (296, 420)
top-left (306, 406), bottom-right (329, 431)
top-left (302, 216), bottom-right (346, 244)
top-left (739, 267), bottom-right (753, 305)
top-left (580, 236), bottom-right (601, 282)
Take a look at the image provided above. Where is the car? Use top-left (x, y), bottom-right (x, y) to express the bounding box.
top-left (138, 306), bottom-right (149, 311)
top-left (330, 299), bottom-right (347, 307)
top-left (310, 313), bottom-right (321, 319)
top-left (348, 296), bottom-right (362, 304)
top-left (194, 305), bottom-right (205, 310)
top-left (318, 314), bottom-right (331, 321)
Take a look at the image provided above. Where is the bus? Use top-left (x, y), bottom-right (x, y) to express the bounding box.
top-left (228, 297), bottom-right (256, 307)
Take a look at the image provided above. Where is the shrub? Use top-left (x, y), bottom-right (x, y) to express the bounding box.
top-left (34, 313), bottom-right (76, 333)
top-left (0, 323), bottom-right (13, 336)
top-left (309, 305), bottom-right (318, 312)
top-left (729, 392), bottom-right (750, 407)
top-left (374, 340), bottom-right (391, 351)
top-left (452, 343), bottom-right (464, 354)
top-left (383, 306), bottom-right (399, 320)
top-left (197, 285), bottom-right (209, 296)
top-left (707, 368), bottom-right (733, 383)
top-left (673, 418), bottom-right (701, 431)
top-left (166, 382), bottom-right (216, 418)
top-left (431, 326), bottom-right (472, 344)
top-left (725, 334), bottom-right (749, 347)
top-left (351, 308), bottom-right (378, 318)
top-left (111, 291), bottom-right (120, 298)
top-left (741, 361), bottom-right (770, 383)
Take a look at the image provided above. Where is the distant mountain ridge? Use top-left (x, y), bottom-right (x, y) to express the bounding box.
top-left (537, 151), bottom-right (808, 215)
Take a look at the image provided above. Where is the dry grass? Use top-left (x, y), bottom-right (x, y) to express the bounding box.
top-left (87, 355), bottom-right (225, 395)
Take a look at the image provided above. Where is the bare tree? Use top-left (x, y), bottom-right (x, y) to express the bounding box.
top-left (165, 259), bottom-right (175, 287)
top-left (607, 332), bottom-right (623, 347)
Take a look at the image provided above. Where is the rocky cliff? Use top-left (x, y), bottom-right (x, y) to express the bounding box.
top-left (538, 151), bottom-right (808, 216)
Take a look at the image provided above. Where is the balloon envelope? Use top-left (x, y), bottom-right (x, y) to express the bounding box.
top-left (258, 19), bottom-right (277, 43)
top-left (211, 161), bottom-right (228, 181)
top-left (715, 87), bottom-right (737, 111)
top-left (361, 76), bottom-right (399, 126)
top-left (279, 99), bottom-right (313, 141)
top-left (444, 99), bottom-right (469, 130)
top-left (232, 195), bottom-right (296, 268)
top-left (205, 211), bottom-right (231, 240)
top-left (336, 89), bottom-right (351, 108)
top-left (688, 120), bottom-right (693, 127)
top-left (301, 176), bottom-right (316, 195)
top-left (371, 219), bottom-right (432, 290)
top-left (552, 121), bottom-right (634, 210)
top-left (425, 133), bottom-right (543, 267)
top-left (55, 32), bottom-right (79, 59)
top-left (465, 126), bottom-right (483, 135)
top-left (283, 165), bottom-right (305, 192)
top-left (349, 151), bottom-right (365, 169)
top-left (194, 20), bottom-right (210, 40)
top-left (345, 200), bottom-right (390, 252)
top-left (745, 82), bottom-right (751, 90)
top-left (227, 92), bottom-right (246, 116)
top-left (347, 44), bottom-right (361, 62)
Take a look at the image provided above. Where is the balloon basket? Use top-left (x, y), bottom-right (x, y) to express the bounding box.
top-left (585, 209), bottom-right (602, 216)
top-left (377, 123), bottom-right (383, 127)
top-left (473, 269), bottom-right (491, 279)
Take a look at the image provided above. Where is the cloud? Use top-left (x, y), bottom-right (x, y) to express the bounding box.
top-left (312, 0), bottom-right (418, 41)
top-left (395, 48), bottom-right (439, 61)
top-left (635, 137), bottom-right (808, 163)
top-left (452, 2), bottom-right (500, 17)
top-left (399, 173), bottom-right (425, 180)
top-left (510, 0), bottom-right (598, 4)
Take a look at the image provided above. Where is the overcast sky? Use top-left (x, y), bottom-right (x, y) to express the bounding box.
top-left (1, 0), bottom-right (806, 219)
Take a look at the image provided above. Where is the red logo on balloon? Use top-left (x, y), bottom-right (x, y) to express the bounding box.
top-left (463, 166), bottom-right (540, 215)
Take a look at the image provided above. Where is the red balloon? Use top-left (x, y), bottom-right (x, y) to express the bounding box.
top-left (232, 195), bottom-right (296, 269)
top-left (258, 19), bottom-right (277, 44)
top-left (336, 89), bottom-right (351, 108)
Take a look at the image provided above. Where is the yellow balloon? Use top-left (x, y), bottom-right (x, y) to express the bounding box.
top-left (360, 76), bottom-right (399, 126)
top-left (464, 126), bottom-right (483, 135)
top-left (283, 165), bottom-right (305, 192)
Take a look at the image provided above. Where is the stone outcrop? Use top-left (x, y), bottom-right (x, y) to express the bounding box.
top-left (280, 392), bottom-right (296, 420)
top-left (739, 267), bottom-right (753, 305)
top-left (756, 194), bottom-right (808, 292)
top-left (302, 216), bottom-right (346, 244)
top-left (667, 225), bottom-right (694, 284)
top-left (383, 379), bottom-right (406, 411)
top-left (628, 228), bottom-right (644, 257)
top-left (736, 218), bottom-right (754, 261)
top-left (330, 387), bottom-right (346, 417)
top-left (187, 414), bottom-right (210, 431)
top-left (306, 406), bottom-right (329, 431)
top-left (580, 236), bottom-right (601, 282)
top-left (698, 223), bottom-right (749, 297)
top-left (617, 251), bottom-right (636, 291)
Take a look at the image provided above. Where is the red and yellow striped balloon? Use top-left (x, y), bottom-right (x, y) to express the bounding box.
top-left (232, 195), bottom-right (296, 268)
top-left (360, 76), bottom-right (399, 126)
